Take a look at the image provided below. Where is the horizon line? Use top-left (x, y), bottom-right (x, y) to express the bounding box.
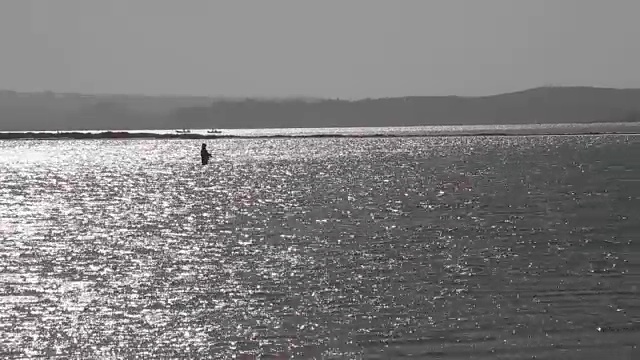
top-left (2, 84), bottom-right (640, 102)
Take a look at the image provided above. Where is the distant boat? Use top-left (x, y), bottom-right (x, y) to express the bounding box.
top-left (207, 129), bottom-right (221, 134)
top-left (175, 129), bottom-right (191, 134)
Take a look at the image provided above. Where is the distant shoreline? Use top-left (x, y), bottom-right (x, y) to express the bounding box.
top-left (1, 130), bottom-right (639, 140)
top-left (3, 87), bottom-right (640, 130)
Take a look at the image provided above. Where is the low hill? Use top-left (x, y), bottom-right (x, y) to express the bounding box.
top-left (1, 87), bottom-right (640, 131)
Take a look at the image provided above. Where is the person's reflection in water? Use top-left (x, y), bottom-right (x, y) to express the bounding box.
top-left (201, 143), bottom-right (212, 165)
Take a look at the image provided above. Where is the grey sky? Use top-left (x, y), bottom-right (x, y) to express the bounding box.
top-left (1, 0), bottom-right (639, 99)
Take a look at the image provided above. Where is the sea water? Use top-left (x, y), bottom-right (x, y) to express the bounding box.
top-left (1, 135), bottom-right (639, 359)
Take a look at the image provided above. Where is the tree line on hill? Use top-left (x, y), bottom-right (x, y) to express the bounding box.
top-left (1, 87), bottom-right (640, 131)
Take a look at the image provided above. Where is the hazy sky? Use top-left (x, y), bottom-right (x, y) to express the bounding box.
top-left (1, 0), bottom-right (639, 99)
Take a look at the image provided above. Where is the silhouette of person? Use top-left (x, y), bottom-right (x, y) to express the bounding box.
top-left (201, 143), bottom-right (212, 165)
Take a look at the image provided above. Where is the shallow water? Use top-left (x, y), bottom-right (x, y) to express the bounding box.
top-left (1, 136), bottom-right (639, 359)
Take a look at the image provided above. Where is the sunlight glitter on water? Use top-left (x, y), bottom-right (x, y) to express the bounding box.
top-left (1, 136), bottom-right (640, 358)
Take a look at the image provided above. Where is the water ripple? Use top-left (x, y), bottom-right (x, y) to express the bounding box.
top-left (1, 136), bottom-right (639, 358)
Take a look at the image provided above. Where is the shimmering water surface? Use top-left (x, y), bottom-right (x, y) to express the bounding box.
top-left (1, 135), bottom-right (640, 359)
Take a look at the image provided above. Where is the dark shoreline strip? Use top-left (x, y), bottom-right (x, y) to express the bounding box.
top-left (0, 131), bottom-right (639, 140)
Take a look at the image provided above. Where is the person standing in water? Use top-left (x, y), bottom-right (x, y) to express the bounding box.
top-left (201, 143), bottom-right (212, 165)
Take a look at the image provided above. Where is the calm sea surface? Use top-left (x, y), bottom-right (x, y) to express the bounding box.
top-left (1, 135), bottom-right (640, 359)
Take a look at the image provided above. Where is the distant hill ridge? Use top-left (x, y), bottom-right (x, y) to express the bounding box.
top-left (2, 86), bottom-right (640, 131)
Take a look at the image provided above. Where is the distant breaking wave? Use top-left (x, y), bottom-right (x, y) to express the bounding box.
top-left (1, 122), bottom-right (640, 140)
